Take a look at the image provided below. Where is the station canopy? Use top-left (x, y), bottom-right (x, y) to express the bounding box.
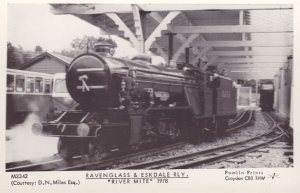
top-left (50, 4), bottom-right (293, 80)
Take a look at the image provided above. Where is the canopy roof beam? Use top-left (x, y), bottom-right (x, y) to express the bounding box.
top-left (224, 62), bottom-right (286, 66)
top-left (172, 25), bottom-right (292, 34)
top-left (213, 57), bottom-right (288, 64)
top-left (174, 13), bottom-right (211, 64)
top-left (50, 4), bottom-right (292, 15)
top-left (207, 50), bottom-right (292, 56)
top-left (193, 41), bottom-right (292, 47)
top-left (132, 5), bottom-right (146, 53)
top-left (172, 34), bottom-right (199, 61)
top-left (191, 47), bottom-right (211, 67)
top-left (145, 11), bottom-right (180, 51)
top-left (152, 42), bottom-right (168, 62)
top-left (149, 12), bottom-right (209, 63)
top-left (105, 13), bottom-right (139, 49)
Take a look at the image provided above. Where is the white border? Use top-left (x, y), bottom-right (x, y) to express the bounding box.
top-left (0, 1), bottom-right (299, 193)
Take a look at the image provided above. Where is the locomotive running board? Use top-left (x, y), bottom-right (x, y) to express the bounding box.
top-left (53, 111), bottom-right (91, 123)
top-left (146, 106), bottom-right (191, 111)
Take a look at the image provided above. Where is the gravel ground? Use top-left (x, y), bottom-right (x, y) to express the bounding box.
top-left (202, 140), bottom-right (293, 169)
top-left (189, 111), bottom-right (293, 169)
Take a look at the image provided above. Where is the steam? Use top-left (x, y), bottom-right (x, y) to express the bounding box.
top-left (6, 113), bottom-right (58, 163)
top-left (28, 101), bottom-right (40, 112)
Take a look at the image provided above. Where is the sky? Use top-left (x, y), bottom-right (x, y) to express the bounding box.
top-left (7, 4), bottom-right (139, 58)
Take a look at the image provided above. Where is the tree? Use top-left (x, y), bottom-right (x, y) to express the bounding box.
top-left (7, 43), bottom-right (40, 69)
top-left (71, 36), bottom-right (97, 50)
top-left (7, 42), bottom-right (25, 69)
top-left (35, 45), bottom-right (43, 53)
top-left (70, 35), bottom-right (117, 55)
top-left (7, 42), bottom-right (16, 68)
top-left (57, 49), bottom-right (83, 58)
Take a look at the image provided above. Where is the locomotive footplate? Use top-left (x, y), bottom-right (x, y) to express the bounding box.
top-left (32, 111), bottom-right (129, 138)
top-left (32, 122), bottom-right (130, 137)
top-left (32, 122), bottom-right (99, 137)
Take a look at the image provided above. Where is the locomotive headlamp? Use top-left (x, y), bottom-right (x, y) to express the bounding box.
top-left (32, 123), bottom-right (43, 135)
top-left (63, 97), bottom-right (73, 104)
top-left (77, 123), bottom-right (90, 137)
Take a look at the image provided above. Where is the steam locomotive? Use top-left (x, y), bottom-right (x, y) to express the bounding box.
top-left (32, 52), bottom-right (237, 160)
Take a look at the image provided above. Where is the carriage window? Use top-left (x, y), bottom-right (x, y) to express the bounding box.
top-left (26, 77), bottom-right (34, 93)
top-left (16, 75), bottom-right (25, 92)
top-left (44, 79), bottom-right (52, 94)
top-left (35, 77), bottom-right (43, 93)
top-left (7, 74), bottom-right (15, 92)
top-left (54, 79), bottom-right (68, 93)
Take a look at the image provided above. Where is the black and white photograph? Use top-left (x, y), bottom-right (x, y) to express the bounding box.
top-left (1, 1), bottom-right (299, 193)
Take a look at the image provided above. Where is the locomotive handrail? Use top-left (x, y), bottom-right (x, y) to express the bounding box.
top-left (122, 66), bottom-right (196, 80)
top-left (136, 79), bottom-right (199, 89)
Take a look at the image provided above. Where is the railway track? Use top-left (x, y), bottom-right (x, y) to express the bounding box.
top-left (6, 142), bottom-right (185, 171)
top-left (6, 156), bottom-right (83, 172)
top-left (267, 112), bottom-right (292, 139)
top-left (5, 109), bottom-right (254, 171)
top-left (226, 110), bottom-right (253, 132)
top-left (228, 110), bottom-right (248, 126)
top-left (115, 113), bottom-right (285, 169)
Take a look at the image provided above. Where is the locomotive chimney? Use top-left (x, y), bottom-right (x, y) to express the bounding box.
top-left (93, 42), bottom-right (113, 57)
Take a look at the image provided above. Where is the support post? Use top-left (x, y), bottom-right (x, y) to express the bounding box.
top-left (132, 5), bottom-right (147, 53)
top-left (185, 47), bottom-right (190, 64)
top-left (166, 32), bottom-right (176, 62)
top-left (255, 79), bottom-right (259, 106)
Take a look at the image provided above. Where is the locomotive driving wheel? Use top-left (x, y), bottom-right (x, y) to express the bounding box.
top-left (210, 119), bottom-right (227, 136)
top-left (211, 120), bottom-right (219, 135)
top-left (88, 138), bottom-right (107, 160)
top-left (168, 119), bottom-right (181, 140)
top-left (57, 138), bottom-right (76, 161)
top-left (157, 118), bottom-right (181, 141)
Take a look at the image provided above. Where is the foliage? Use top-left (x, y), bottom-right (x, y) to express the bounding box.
top-left (59, 35), bottom-right (118, 58)
top-left (71, 36), bottom-right (98, 50)
top-left (7, 42), bottom-right (25, 69)
top-left (7, 43), bottom-right (44, 69)
top-left (35, 45), bottom-right (43, 52)
top-left (57, 49), bottom-right (84, 59)
top-left (71, 35), bottom-right (117, 51)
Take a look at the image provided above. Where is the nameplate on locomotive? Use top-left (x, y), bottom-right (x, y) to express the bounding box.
top-left (154, 91), bottom-right (170, 101)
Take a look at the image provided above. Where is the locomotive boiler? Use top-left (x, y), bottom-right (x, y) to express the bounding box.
top-left (32, 53), bottom-right (237, 160)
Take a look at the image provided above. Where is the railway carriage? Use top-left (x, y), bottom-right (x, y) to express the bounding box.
top-left (32, 52), bottom-right (237, 160)
top-left (260, 82), bottom-right (274, 112)
top-left (52, 73), bottom-right (78, 113)
top-left (6, 69), bottom-right (54, 127)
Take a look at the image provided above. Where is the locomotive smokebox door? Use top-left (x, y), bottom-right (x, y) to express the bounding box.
top-left (66, 54), bottom-right (111, 109)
